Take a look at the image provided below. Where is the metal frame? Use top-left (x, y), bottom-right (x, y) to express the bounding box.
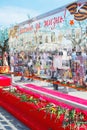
top-left (18, 0), bottom-right (87, 27)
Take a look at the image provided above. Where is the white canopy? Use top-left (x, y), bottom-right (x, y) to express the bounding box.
top-left (38, 43), bottom-right (59, 51)
top-left (60, 38), bottom-right (72, 49)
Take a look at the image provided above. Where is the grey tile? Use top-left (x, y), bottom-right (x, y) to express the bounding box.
top-left (0, 107), bottom-right (30, 130)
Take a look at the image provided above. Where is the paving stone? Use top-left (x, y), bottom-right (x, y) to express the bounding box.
top-left (1, 121), bottom-right (8, 125)
top-left (4, 126), bottom-right (13, 130)
top-left (0, 107), bottom-right (30, 130)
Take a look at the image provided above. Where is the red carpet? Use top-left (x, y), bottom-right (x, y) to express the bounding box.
top-left (0, 75), bottom-right (11, 86)
top-left (25, 84), bottom-right (87, 111)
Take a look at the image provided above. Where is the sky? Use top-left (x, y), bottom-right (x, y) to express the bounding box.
top-left (0, 0), bottom-right (77, 27)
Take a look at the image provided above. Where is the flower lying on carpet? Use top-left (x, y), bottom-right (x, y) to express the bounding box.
top-left (39, 103), bottom-right (87, 129)
top-left (3, 87), bottom-right (87, 129)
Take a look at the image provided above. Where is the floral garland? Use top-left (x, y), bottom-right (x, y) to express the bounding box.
top-left (4, 88), bottom-right (87, 129)
top-left (39, 103), bottom-right (87, 129)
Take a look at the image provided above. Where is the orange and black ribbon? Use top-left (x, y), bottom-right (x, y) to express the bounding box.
top-left (74, 12), bottom-right (87, 21)
top-left (66, 2), bottom-right (87, 21)
top-left (66, 2), bottom-right (77, 15)
top-left (78, 3), bottom-right (87, 15)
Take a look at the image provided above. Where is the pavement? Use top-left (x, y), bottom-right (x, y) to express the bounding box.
top-left (13, 76), bottom-right (76, 92)
top-left (0, 107), bottom-right (30, 130)
top-left (13, 76), bottom-right (87, 100)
